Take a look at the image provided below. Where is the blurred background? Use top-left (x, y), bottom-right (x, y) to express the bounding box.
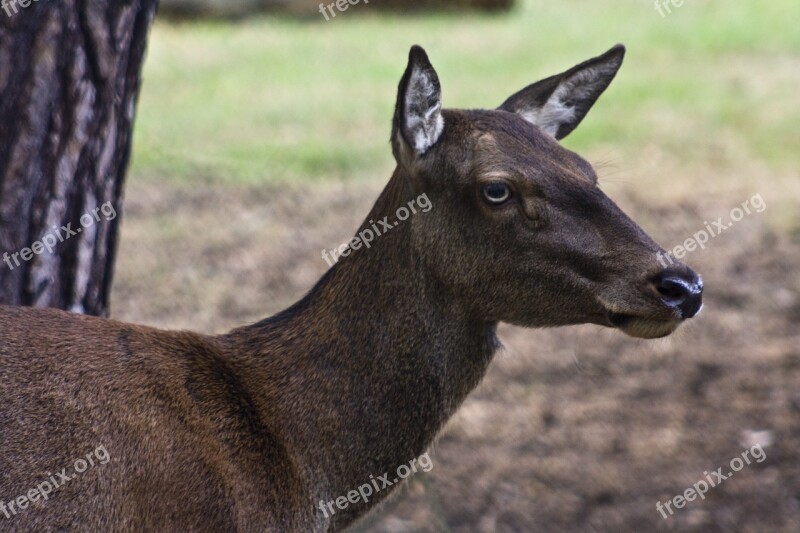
top-left (112, 0), bottom-right (800, 530)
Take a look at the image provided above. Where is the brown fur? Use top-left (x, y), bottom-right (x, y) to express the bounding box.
top-left (0, 45), bottom-right (702, 531)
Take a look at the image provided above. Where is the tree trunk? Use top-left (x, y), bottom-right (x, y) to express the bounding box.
top-left (0, 0), bottom-right (158, 316)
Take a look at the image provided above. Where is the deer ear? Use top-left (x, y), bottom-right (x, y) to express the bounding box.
top-left (498, 44), bottom-right (625, 140)
top-left (392, 45), bottom-right (444, 158)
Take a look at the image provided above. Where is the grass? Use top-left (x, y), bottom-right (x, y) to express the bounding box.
top-left (130, 0), bottom-right (800, 208)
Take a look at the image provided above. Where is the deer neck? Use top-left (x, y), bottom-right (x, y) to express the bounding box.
top-left (224, 168), bottom-right (498, 523)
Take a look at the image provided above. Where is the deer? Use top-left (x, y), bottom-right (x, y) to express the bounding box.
top-left (0, 44), bottom-right (703, 532)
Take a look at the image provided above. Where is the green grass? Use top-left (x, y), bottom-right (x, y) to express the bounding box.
top-left (131, 0), bottom-right (800, 185)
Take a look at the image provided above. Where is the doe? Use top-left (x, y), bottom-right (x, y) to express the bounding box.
top-left (0, 44), bottom-right (703, 531)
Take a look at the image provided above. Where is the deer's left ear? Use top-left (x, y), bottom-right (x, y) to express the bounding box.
top-left (392, 45), bottom-right (444, 160)
top-left (499, 44), bottom-right (625, 140)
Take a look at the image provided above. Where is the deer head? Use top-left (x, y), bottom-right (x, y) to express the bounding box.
top-left (391, 45), bottom-right (702, 339)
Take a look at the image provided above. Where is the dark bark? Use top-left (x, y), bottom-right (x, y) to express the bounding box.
top-left (0, 0), bottom-right (158, 316)
top-left (159, 0), bottom-right (513, 19)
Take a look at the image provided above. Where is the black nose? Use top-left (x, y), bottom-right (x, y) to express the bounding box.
top-left (653, 268), bottom-right (704, 318)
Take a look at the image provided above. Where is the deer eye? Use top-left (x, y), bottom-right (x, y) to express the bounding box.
top-left (481, 182), bottom-right (511, 205)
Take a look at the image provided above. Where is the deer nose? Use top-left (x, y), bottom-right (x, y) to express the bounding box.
top-left (652, 268), bottom-right (704, 318)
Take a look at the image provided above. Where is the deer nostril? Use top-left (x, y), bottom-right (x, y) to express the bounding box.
top-left (653, 270), bottom-right (704, 319)
top-left (657, 279), bottom-right (686, 303)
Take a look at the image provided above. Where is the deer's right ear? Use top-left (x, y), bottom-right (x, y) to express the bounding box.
top-left (499, 44), bottom-right (625, 140)
top-left (392, 45), bottom-right (444, 162)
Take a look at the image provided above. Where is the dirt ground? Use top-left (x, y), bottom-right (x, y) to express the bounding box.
top-left (111, 177), bottom-right (800, 533)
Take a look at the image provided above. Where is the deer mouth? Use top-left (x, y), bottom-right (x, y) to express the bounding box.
top-left (607, 311), bottom-right (683, 339)
top-left (601, 268), bottom-right (703, 339)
